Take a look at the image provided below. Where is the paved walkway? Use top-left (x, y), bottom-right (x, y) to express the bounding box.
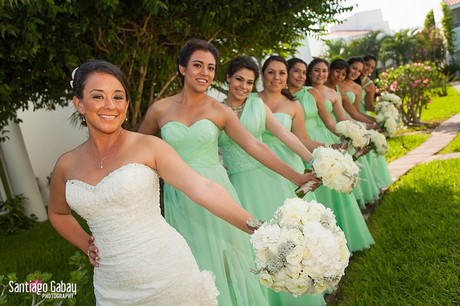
top-left (387, 84), bottom-right (460, 181)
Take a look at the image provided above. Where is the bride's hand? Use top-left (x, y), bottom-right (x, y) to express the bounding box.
top-left (87, 236), bottom-right (100, 267)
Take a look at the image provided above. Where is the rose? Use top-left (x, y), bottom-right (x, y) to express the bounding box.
top-left (250, 198), bottom-right (350, 297)
top-left (368, 130), bottom-right (388, 155)
top-left (286, 276), bottom-right (311, 296)
top-left (259, 271), bottom-right (274, 288)
top-left (336, 120), bottom-right (369, 149)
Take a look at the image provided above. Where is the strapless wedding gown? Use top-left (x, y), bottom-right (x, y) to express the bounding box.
top-left (65, 163), bottom-right (218, 305)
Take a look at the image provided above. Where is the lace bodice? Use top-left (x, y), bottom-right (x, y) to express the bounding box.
top-left (218, 97), bottom-right (265, 174)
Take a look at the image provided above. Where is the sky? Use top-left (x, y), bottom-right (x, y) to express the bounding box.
top-left (338, 0), bottom-right (443, 31)
top-left (307, 0), bottom-right (444, 57)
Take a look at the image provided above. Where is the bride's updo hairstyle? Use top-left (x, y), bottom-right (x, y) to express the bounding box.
top-left (176, 38), bottom-right (220, 85)
top-left (71, 60), bottom-right (131, 102)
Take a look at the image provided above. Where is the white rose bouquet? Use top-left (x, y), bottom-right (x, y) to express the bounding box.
top-left (375, 95), bottom-right (402, 137)
top-left (367, 129), bottom-right (388, 155)
top-left (379, 93), bottom-right (402, 107)
top-left (335, 120), bottom-right (369, 149)
top-left (295, 147), bottom-right (360, 197)
top-left (250, 198), bottom-right (350, 296)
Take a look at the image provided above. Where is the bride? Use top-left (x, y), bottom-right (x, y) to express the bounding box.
top-left (47, 60), bottom-right (259, 305)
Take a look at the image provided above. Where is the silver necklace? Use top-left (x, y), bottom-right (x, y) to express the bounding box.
top-left (89, 129), bottom-right (123, 169)
top-left (223, 99), bottom-right (246, 115)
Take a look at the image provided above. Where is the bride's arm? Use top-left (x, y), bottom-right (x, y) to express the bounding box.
top-left (152, 138), bottom-right (256, 234)
top-left (48, 156), bottom-right (99, 266)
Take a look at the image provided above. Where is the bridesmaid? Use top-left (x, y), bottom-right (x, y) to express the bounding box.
top-left (256, 56), bottom-right (324, 195)
top-left (339, 56), bottom-right (376, 123)
top-left (287, 56), bottom-right (375, 253)
top-left (359, 54), bottom-right (378, 113)
top-left (325, 58), bottom-right (375, 126)
top-left (138, 39), bottom-right (315, 306)
top-left (219, 54), bottom-right (325, 306)
top-left (306, 57), bottom-right (380, 208)
top-left (339, 57), bottom-right (393, 191)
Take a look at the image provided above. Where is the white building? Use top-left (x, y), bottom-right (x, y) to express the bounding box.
top-left (295, 9), bottom-right (391, 61)
top-left (443, 0), bottom-right (460, 61)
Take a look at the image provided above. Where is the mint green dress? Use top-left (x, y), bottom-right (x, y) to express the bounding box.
top-left (360, 78), bottom-right (373, 114)
top-left (347, 90), bottom-right (393, 190)
top-left (295, 86), bottom-right (375, 253)
top-left (326, 91), bottom-right (379, 208)
top-left (219, 96), bottom-right (325, 306)
top-left (161, 119), bottom-right (268, 306)
top-left (262, 112), bottom-right (317, 203)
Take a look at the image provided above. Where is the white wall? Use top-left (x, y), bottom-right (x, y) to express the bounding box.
top-left (17, 103), bottom-right (87, 205)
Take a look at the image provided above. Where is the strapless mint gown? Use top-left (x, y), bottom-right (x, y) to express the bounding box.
top-left (296, 87), bottom-right (374, 252)
top-left (360, 79), bottom-right (372, 114)
top-left (219, 96), bottom-right (325, 306)
top-left (326, 93), bottom-right (380, 208)
top-left (262, 112), bottom-right (317, 202)
top-left (161, 119), bottom-right (268, 306)
top-left (346, 91), bottom-right (393, 190)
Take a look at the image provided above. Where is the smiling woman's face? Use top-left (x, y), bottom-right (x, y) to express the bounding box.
top-left (180, 50), bottom-right (216, 93)
top-left (74, 72), bottom-right (128, 132)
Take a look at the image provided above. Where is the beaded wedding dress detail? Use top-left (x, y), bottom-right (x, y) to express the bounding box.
top-left (66, 163), bottom-right (218, 305)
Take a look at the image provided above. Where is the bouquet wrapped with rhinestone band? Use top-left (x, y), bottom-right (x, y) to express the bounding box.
top-left (295, 146), bottom-right (360, 197)
top-left (250, 198), bottom-right (350, 296)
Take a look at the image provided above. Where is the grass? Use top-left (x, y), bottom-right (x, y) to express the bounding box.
top-left (0, 214), bottom-right (95, 305)
top-left (421, 86), bottom-right (460, 123)
top-left (385, 134), bottom-right (430, 163)
top-left (385, 84), bottom-right (459, 162)
top-left (332, 159), bottom-right (460, 305)
top-left (438, 132), bottom-right (460, 154)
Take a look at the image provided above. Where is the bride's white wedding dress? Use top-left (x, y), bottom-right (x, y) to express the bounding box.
top-left (65, 163), bottom-right (219, 305)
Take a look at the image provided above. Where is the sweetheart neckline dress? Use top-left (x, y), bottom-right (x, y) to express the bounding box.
top-left (66, 163), bottom-right (218, 305)
top-left (161, 119), bottom-right (268, 306)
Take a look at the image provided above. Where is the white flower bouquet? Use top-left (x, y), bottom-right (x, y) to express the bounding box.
top-left (295, 146), bottom-right (360, 197)
top-left (367, 129), bottom-right (388, 155)
top-left (250, 198), bottom-right (350, 296)
top-left (311, 146), bottom-right (360, 193)
top-left (379, 93), bottom-right (402, 107)
top-left (335, 120), bottom-right (369, 149)
top-left (375, 99), bottom-right (402, 137)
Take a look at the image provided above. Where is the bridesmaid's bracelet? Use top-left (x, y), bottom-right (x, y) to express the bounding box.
top-left (246, 218), bottom-right (263, 230)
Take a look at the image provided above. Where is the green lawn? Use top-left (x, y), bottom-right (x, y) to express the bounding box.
top-left (0, 214), bottom-right (95, 305)
top-left (385, 134), bottom-right (430, 163)
top-left (438, 132), bottom-right (460, 154)
top-left (332, 159), bottom-right (460, 305)
top-left (421, 86), bottom-right (460, 123)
